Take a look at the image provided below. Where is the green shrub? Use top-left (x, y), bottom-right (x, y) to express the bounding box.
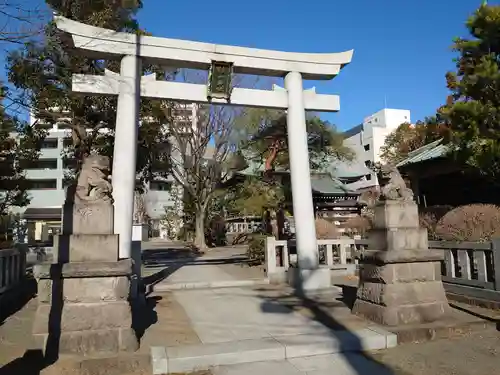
top-left (247, 234), bottom-right (266, 266)
top-left (435, 204), bottom-right (500, 242)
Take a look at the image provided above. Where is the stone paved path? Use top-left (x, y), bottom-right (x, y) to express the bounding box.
top-left (142, 243), bottom-right (266, 291)
top-left (172, 286), bottom-right (366, 343)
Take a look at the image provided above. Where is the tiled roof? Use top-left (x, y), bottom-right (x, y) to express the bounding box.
top-left (310, 173), bottom-right (358, 195)
top-left (328, 160), bottom-right (372, 178)
top-left (396, 139), bottom-right (450, 167)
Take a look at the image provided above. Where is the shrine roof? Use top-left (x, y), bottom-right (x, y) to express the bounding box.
top-left (310, 173), bottom-right (358, 195)
top-left (396, 139), bottom-right (449, 167)
top-left (328, 160), bottom-right (372, 179)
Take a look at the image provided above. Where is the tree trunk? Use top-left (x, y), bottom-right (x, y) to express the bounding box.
top-left (194, 208), bottom-right (206, 250)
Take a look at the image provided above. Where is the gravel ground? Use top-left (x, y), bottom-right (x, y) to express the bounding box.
top-left (372, 328), bottom-right (500, 375)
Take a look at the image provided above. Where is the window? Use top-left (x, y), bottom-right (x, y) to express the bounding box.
top-left (366, 174), bottom-right (372, 181)
top-left (150, 181), bottom-right (172, 191)
top-left (24, 159), bottom-right (58, 169)
top-left (63, 138), bottom-right (73, 147)
top-left (364, 144), bottom-right (370, 151)
top-left (28, 179), bottom-right (57, 190)
top-left (364, 160), bottom-right (372, 168)
top-left (41, 138), bottom-right (58, 149)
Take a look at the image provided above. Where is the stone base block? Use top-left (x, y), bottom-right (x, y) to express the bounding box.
top-left (37, 276), bottom-right (130, 303)
top-left (33, 301), bottom-right (133, 334)
top-left (373, 201), bottom-right (419, 230)
top-left (356, 280), bottom-right (448, 306)
top-left (33, 327), bottom-right (138, 355)
top-left (53, 234), bottom-right (119, 263)
top-left (352, 298), bottom-right (450, 326)
top-left (287, 267), bottom-right (331, 292)
top-left (268, 269), bottom-right (287, 284)
top-left (369, 228), bottom-right (428, 252)
top-left (62, 202), bottom-right (114, 235)
top-left (361, 249), bottom-right (445, 265)
top-left (33, 259), bottom-right (133, 279)
top-left (359, 262), bottom-right (442, 284)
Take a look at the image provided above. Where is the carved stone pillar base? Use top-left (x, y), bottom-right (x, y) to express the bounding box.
top-left (32, 260), bottom-right (139, 356)
top-left (352, 201), bottom-right (451, 326)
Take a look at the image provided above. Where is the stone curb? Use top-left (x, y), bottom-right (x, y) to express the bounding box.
top-left (150, 328), bottom-right (396, 374)
top-left (152, 278), bottom-right (270, 292)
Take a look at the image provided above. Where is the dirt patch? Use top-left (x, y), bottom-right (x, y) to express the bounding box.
top-left (371, 329), bottom-right (500, 375)
top-left (139, 292), bottom-right (201, 351)
top-left (0, 297), bottom-right (37, 367)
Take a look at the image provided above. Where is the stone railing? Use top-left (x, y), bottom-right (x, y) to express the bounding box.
top-left (265, 237), bottom-right (369, 283)
top-left (0, 247), bottom-right (27, 295)
top-left (429, 239), bottom-right (500, 301)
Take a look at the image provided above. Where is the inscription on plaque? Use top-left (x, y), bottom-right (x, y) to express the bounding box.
top-left (207, 61), bottom-right (233, 100)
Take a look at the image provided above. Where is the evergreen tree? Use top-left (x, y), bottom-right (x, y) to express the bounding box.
top-left (238, 109), bottom-right (353, 171)
top-left (0, 86), bottom-right (45, 215)
top-left (439, 3), bottom-right (500, 180)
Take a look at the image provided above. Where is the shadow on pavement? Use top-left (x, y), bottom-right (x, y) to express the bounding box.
top-left (257, 273), bottom-right (396, 375)
top-left (0, 350), bottom-right (45, 375)
top-left (132, 295), bottom-right (161, 340)
top-left (0, 278), bottom-right (37, 327)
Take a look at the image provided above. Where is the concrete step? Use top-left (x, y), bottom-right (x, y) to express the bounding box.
top-left (152, 278), bottom-right (270, 292)
top-left (208, 352), bottom-right (393, 375)
top-left (151, 328), bottom-right (397, 374)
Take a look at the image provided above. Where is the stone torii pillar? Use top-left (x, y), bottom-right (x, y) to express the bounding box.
top-left (285, 72), bottom-right (317, 271)
top-left (54, 15), bottom-right (353, 290)
top-left (113, 55), bottom-right (141, 259)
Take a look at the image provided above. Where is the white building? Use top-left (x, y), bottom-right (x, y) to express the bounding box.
top-left (341, 108), bottom-right (411, 190)
top-left (15, 104), bottom-right (199, 242)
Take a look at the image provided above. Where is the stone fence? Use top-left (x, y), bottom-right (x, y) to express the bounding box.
top-left (265, 237), bottom-right (369, 283)
top-left (430, 239), bottom-right (500, 302)
top-left (0, 247), bottom-right (27, 296)
top-left (264, 236), bottom-right (500, 302)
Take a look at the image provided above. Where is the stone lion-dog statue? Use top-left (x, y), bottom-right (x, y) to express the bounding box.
top-left (378, 164), bottom-right (414, 202)
top-left (73, 154), bottom-right (113, 204)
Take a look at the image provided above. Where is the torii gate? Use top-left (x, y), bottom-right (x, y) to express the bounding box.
top-left (54, 16), bottom-right (353, 289)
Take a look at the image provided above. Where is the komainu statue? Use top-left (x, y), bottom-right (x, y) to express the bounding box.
top-left (73, 155), bottom-right (113, 204)
top-left (378, 164), bottom-right (413, 202)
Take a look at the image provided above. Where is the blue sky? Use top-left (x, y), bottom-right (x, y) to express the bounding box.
top-left (137, 0), bottom-right (484, 130)
top-left (0, 0), bottom-right (486, 130)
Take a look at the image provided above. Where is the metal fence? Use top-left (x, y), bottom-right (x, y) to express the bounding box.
top-left (0, 247), bottom-right (27, 295)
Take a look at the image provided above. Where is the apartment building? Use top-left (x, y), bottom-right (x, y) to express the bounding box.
top-left (341, 108), bottom-right (411, 191)
top-left (14, 104), bottom-right (199, 242)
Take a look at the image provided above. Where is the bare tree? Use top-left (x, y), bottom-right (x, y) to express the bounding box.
top-left (133, 191), bottom-right (149, 224)
top-left (0, 1), bottom-right (48, 45)
top-left (161, 70), bottom-right (262, 249)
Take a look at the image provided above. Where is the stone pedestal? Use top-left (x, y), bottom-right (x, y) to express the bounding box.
top-left (32, 197), bottom-right (139, 356)
top-left (352, 201), bottom-right (450, 326)
top-left (32, 260), bottom-right (138, 355)
top-left (287, 267), bottom-right (331, 293)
